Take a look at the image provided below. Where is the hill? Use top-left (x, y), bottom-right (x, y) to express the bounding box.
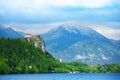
top-left (0, 38), bottom-right (120, 74)
top-left (0, 38), bottom-right (59, 74)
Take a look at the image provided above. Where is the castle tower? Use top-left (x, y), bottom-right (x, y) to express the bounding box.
top-left (25, 34), bottom-right (31, 42)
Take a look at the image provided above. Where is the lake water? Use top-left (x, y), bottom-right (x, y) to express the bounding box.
top-left (0, 73), bottom-right (120, 80)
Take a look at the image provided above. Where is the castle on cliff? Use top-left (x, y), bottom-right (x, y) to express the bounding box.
top-left (25, 34), bottom-right (45, 53)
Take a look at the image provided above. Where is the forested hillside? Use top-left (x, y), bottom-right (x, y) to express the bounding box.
top-left (0, 38), bottom-right (120, 74)
top-left (0, 38), bottom-right (59, 74)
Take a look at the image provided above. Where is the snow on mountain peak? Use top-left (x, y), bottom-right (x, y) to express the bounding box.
top-left (56, 24), bottom-right (98, 36)
top-left (46, 23), bottom-right (107, 41)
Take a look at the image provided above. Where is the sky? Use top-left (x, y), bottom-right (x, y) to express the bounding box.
top-left (0, 0), bottom-right (120, 40)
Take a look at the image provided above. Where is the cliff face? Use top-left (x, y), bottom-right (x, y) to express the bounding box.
top-left (25, 34), bottom-right (45, 53)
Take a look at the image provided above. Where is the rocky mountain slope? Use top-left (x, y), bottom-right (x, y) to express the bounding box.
top-left (41, 24), bottom-right (120, 64)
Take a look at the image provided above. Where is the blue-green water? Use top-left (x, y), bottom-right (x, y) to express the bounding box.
top-left (0, 73), bottom-right (120, 80)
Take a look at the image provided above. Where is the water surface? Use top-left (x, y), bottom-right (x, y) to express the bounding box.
top-left (0, 73), bottom-right (120, 80)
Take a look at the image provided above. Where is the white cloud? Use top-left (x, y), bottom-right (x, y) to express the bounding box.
top-left (6, 23), bottom-right (61, 34)
top-left (77, 21), bottom-right (120, 40)
top-left (72, 0), bottom-right (112, 8)
top-left (0, 0), bottom-right (119, 40)
top-left (0, 0), bottom-right (115, 10)
top-left (43, 0), bottom-right (114, 8)
top-left (0, 0), bottom-right (119, 22)
top-left (92, 26), bottom-right (120, 40)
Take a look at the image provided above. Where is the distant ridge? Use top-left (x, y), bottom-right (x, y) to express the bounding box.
top-left (0, 24), bottom-right (24, 38)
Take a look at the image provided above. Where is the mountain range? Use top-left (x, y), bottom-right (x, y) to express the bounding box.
top-left (0, 24), bottom-right (24, 38)
top-left (41, 24), bottom-right (120, 64)
top-left (0, 23), bottom-right (120, 64)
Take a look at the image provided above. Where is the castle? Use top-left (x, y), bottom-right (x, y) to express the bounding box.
top-left (25, 34), bottom-right (45, 53)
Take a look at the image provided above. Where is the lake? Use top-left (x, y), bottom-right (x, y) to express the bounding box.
top-left (0, 73), bottom-right (120, 80)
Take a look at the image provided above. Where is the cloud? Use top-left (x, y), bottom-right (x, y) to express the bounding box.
top-left (64, 0), bottom-right (113, 8)
top-left (95, 27), bottom-right (120, 40)
top-left (5, 23), bottom-right (61, 34)
top-left (0, 0), bottom-right (117, 10)
top-left (0, 0), bottom-right (120, 40)
top-left (91, 24), bottom-right (120, 40)
top-left (0, 0), bottom-right (120, 24)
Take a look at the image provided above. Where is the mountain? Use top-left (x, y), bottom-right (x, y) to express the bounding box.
top-left (0, 24), bottom-right (24, 38)
top-left (41, 24), bottom-right (120, 64)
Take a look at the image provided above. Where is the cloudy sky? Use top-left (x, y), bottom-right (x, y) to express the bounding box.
top-left (0, 0), bottom-right (120, 40)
